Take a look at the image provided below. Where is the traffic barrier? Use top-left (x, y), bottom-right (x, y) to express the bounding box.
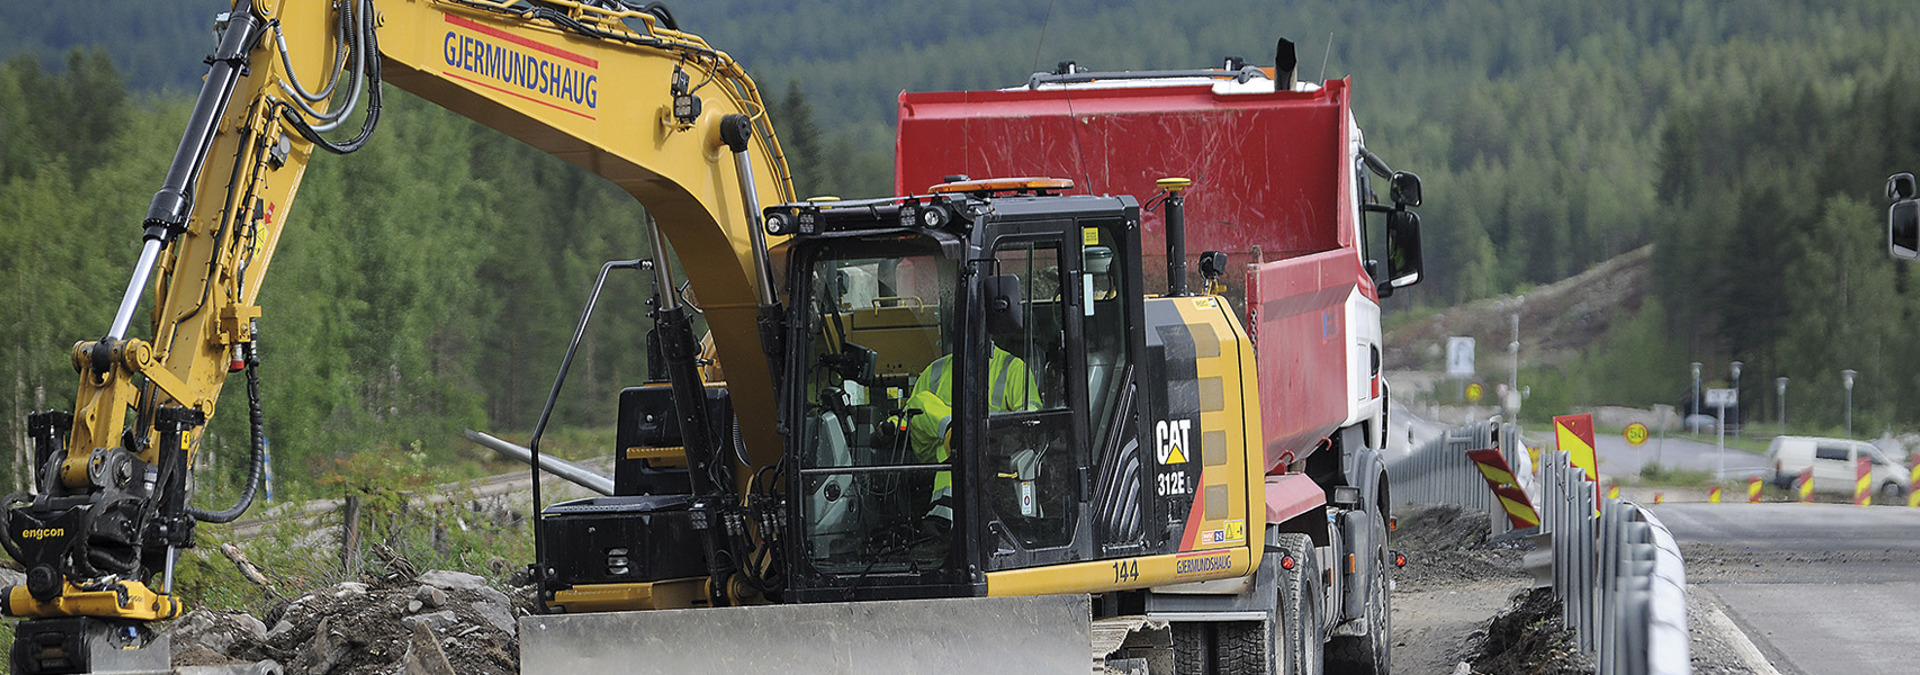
top-left (1854, 457), bottom-right (1872, 506)
top-left (1386, 419), bottom-right (1531, 538)
top-left (1607, 484), bottom-right (1621, 500)
top-left (1747, 476), bottom-right (1763, 503)
top-left (1392, 421), bottom-right (1693, 673)
top-left (1651, 493), bottom-right (1663, 505)
top-left (1707, 486), bottom-right (1721, 503)
top-left (1798, 467), bottom-right (1814, 503)
top-left (1537, 449), bottom-right (1689, 675)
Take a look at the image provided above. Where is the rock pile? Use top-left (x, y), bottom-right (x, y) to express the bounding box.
top-left (169, 570), bottom-right (531, 675)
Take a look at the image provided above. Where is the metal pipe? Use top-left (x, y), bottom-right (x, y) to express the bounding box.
top-left (1162, 178), bottom-right (1191, 296)
top-left (649, 213), bottom-right (681, 313)
top-left (719, 114), bottom-right (776, 308)
top-left (467, 429), bottom-right (614, 496)
top-left (107, 239), bottom-right (165, 340)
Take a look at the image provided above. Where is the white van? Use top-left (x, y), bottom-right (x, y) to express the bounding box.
top-left (1767, 436), bottom-right (1910, 501)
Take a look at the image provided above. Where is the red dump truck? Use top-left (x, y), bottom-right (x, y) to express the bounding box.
top-left (892, 46), bottom-right (1427, 674)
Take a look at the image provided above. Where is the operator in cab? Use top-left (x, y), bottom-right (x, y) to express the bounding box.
top-left (903, 341), bottom-right (1040, 531)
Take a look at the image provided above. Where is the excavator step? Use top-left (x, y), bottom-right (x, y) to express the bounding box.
top-left (519, 595), bottom-right (1092, 674)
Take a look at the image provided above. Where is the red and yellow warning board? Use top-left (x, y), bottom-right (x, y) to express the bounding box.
top-left (1708, 486), bottom-right (1723, 503)
top-left (1747, 476), bottom-right (1764, 503)
top-left (1465, 448), bottom-right (1540, 528)
top-left (1797, 467), bottom-right (1815, 503)
top-left (1553, 414), bottom-right (1598, 482)
top-left (1910, 465), bottom-right (1920, 508)
top-left (1855, 457), bottom-right (1873, 506)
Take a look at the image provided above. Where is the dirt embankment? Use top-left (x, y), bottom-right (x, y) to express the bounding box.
top-left (1390, 503), bottom-right (1592, 675)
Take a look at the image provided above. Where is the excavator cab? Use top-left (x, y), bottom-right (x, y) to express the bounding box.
top-left (771, 183), bottom-right (1149, 602)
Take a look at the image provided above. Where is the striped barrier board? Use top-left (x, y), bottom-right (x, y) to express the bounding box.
top-left (1708, 486), bottom-right (1722, 503)
top-left (1855, 457), bottom-right (1872, 506)
top-left (1747, 476), bottom-right (1763, 503)
top-left (1607, 484), bottom-right (1620, 500)
top-left (1465, 448), bottom-right (1541, 528)
top-left (1798, 467), bottom-right (1815, 503)
top-left (1910, 465), bottom-right (1920, 508)
top-left (1653, 492), bottom-right (1664, 505)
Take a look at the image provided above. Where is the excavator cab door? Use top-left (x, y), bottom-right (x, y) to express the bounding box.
top-left (969, 230), bottom-right (1093, 570)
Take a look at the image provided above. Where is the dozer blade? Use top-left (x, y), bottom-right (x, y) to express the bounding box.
top-left (519, 595), bottom-right (1092, 674)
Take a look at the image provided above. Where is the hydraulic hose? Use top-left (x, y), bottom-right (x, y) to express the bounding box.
top-left (281, 0), bottom-right (382, 154)
top-left (188, 354), bottom-right (265, 523)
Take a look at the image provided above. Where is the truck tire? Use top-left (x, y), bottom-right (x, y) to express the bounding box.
top-left (1273, 533), bottom-right (1323, 675)
top-left (1214, 620), bottom-right (1266, 675)
top-left (1212, 533), bottom-right (1323, 675)
top-left (1175, 622), bottom-right (1214, 674)
top-left (1879, 481), bottom-right (1905, 504)
top-left (1325, 531), bottom-right (1390, 674)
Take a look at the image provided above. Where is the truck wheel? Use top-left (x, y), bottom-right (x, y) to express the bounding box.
top-left (1175, 622), bottom-right (1214, 674)
top-left (1325, 541), bottom-right (1390, 674)
top-left (1213, 533), bottom-right (1325, 675)
top-left (1273, 533), bottom-right (1323, 675)
top-left (1879, 482), bottom-right (1905, 504)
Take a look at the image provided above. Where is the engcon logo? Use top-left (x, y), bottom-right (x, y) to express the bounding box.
top-left (19, 527), bottom-right (65, 540)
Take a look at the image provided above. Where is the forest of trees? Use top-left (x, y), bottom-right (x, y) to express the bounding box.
top-left (0, 48), bottom-right (657, 497)
top-left (5, 0), bottom-right (1920, 496)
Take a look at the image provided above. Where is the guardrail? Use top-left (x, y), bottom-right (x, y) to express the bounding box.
top-left (1390, 421), bottom-right (1688, 675)
top-left (1387, 419), bottom-right (1530, 537)
top-left (1537, 449), bottom-right (1689, 675)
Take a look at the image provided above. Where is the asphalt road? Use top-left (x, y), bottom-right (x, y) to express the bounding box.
top-left (1650, 502), bottom-right (1920, 675)
top-left (1593, 431), bottom-right (1771, 483)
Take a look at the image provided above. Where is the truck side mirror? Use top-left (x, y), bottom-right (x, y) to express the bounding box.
top-left (1888, 172), bottom-right (1916, 201)
top-left (1384, 209), bottom-right (1423, 290)
top-left (982, 273), bottom-right (1025, 334)
top-left (1390, 171), bottom-right (1422, 208)
top-left (1892, 199), bottom-right (1920, 261)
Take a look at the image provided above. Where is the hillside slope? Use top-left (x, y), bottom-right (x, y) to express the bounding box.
top-left (1385, 245), bottom-right (1651, 374)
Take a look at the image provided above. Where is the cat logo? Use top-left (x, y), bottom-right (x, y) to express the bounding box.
top-left (1155, 419), bottom-right (1191, 465)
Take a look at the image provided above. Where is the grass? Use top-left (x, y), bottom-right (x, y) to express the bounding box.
top-left (1632, 463), bottom-right (1719, 488)
top-left (4, 424), bottom-right (580, 647)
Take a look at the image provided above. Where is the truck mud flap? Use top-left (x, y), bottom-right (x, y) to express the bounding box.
top-left (519, 595), bottom-right (1092, 674)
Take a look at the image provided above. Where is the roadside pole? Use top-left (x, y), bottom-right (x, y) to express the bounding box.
top-left (1706, 388), bottom-right (1735, 481)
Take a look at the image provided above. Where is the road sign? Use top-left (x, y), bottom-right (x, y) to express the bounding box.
top-left (1465, 382), bottom-right (1483, 403)
top-left (1447, 337), bottom-right (1476, 377)
top-left (1623, 422), bottom-right (1649, 446)
top-left (1705, 388), bottom-right (1737, 409)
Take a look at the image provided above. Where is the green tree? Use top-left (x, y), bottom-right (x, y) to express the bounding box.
top-left (1777, 196), bottom-right (1898, 431)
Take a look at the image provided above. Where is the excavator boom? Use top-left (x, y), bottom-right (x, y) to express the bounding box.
top-left (3, 2), bottom-right (790, 671)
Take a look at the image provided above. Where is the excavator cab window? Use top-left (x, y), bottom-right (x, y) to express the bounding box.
top-left (792, 235), bottom-right (960, 579)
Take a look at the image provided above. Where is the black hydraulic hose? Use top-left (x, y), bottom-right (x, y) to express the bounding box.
top-left (188, 353), bottom-right (264, 523)
top-left (282, 0), bottom-right (382, 155)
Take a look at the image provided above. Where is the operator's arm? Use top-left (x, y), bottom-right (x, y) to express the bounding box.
top-left (905, 356), bottom-right (954, 463)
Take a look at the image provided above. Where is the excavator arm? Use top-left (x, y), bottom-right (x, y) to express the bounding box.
top-left (4, 1), bottom-right (790, 670)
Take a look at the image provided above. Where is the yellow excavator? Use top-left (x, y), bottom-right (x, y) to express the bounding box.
top-left (0, 1), bottom-right (792, 671)
top-left (2, 2), bottom-right (1428, 672)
